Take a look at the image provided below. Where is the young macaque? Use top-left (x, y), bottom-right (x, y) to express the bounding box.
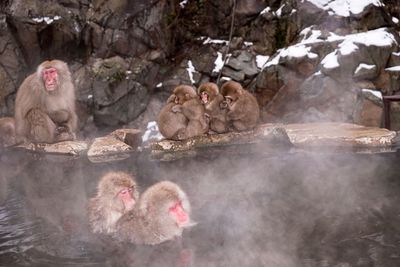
top-left (115, 181), bottom-right (195, 245)
top-left (88, 172), bottom-right (139, 235)
top-left (14, 60), bottom-right (78, 143)
top-left (158, 85), bottom-right (208, 140)
top-left (197, 82), bottom-right (228, 134)
top-left (220, 81), bottom-right (260, 131)
top-left (157, 94), bottom-right (188, 140)
top-left (0, 117), bottom-right (16, 147)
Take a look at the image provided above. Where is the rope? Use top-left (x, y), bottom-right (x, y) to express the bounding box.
top-left (216, 0), bottom-right (236, 85)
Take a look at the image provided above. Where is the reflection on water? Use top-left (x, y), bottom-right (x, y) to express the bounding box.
top-left (1, 149), bottom-right (400, 267)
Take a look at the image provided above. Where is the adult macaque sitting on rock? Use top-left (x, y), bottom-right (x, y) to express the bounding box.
top-left (14, 60), bottom-right (78, 143)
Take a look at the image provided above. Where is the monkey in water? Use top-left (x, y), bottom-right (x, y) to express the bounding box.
top-left (0, 117), bottom-right (16, 147)
top-left (115, 180), bottom-right (195, 245)
top-left (87, 172), bottom-right (139, 235)
top-left (197, 82), bottom-right (228, 134)
top-left (14, 60), bottom-right (78, 143)
top-left (220, 81), bottom-right (260, 131)
top-left (158, 85), bottom-right (209, 140)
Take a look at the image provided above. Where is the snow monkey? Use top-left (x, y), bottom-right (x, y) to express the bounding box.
top-left (197, 82), bottom-right (228, 134)
top-left (157, 94), bottom-right (188, 140)
top-left (220, 80), bottom-right (260, 131)
top-left (14, 60), bottom-right (78, 143)
top-left (158, 85), bottom-right (209, 140)
top-left (87, 172), bottom-right (139, 234)
top-left (115, 181), bottom-right (195, 245)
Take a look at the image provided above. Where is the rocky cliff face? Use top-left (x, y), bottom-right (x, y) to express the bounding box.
top-left (0, 0), bottom-right (399, 135)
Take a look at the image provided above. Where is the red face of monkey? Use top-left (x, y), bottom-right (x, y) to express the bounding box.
top-left (169, 201), bottom-right (189, 227)
top-left (200, 91), bottom-right (209, 104)
top-left (117, 187), bottom-right (136, 212)
top-left (42, 67), bottom-right (58, 91)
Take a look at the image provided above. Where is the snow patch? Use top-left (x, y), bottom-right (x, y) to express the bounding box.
top-left (385, 66), bottom-right (400, 71)
top-left (354, 63), bottom-right (376, 75)
top-left (256, 55), bottom-right (270, 69)
top-left (362, 89), bottom-right (382, 99)
top-left (186, 60), bottom-right (197, 84)
top-left (213, 52), bottom-right (225, 73)
top-left (305, 0), bottom-right (383, 17)
top-left (321, 52), bottom-right (339, 69)
top-left (180, 0), bottom-right (188, 8)
top-left (156, 83), bottom-right (163, 88)
top-left (142, 121), bottom-right (163, 143)
top-left (32, 15), bottom-right (61, 24)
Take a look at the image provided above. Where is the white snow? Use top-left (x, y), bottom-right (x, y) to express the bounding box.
top-left (156, 83), bottom-right (163, 88)
top-left (362, 89), bottom-right (382, 99)
top-left (263, 27), bottom-right (396, 70)
top-left (280, 45), bottom-right (318, 59)
top-left (186, 60), bottom-right (197, 84)
top-left (393, 17), bottom-right (399, 24)
top-left (305, 0), bottom-right (383, 17)
top-left (321, 51), bottom-right (339, 69)
top-left (88, 94), bottom-right (93, 99)
top-left (32, 15), bottom-right (61, 24)
top-left (354, 63), bottom-right (376, 75)
top-left (212, 52), bottom-right (225, 73)
top-left (338, 40), bottom-right (359, 55)
top-left (276, 4), bottom-right (285, 17)
top-left (220, 76), bottom-right (232, 81)
top-left (385, 66), bottom-right (400, 71)
top-left (260, 7), bottom-right (272, 15)
top-left (142, 121), bottom-right (163, 143)
top-left (256, 55), bottom-right (270, 69)
top-left (202, 37), bottom-right (228, 45)
top-left (244, 41), bottom-right (254, 46)
top-left (180, 0), bottom-right (188, 8)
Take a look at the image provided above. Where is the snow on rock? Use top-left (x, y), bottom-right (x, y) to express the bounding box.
top-left (213, 52), bottom-right (224, 73)
top-left (142, 121), bottom-right (164, 143)
top-left (32, 16), bottom-right (61, 24)
top-left (362, 89), bottom-right (382, 100)
top-left (186, 60), bottom-right (198, 84)
top-left (355, 63), bottom-right (376, 74)
top-left (180, 0), bottom-right (188, 9)
top-left (305, 0), bottom-right (383, 17)
top-left (321, 51), bottom-right (339, 69)
top-left (256, 55), bottom-right (270, 69)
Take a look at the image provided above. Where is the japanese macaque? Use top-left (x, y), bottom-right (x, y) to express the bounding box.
top-left (14, 60), bottom-right (78, 143)
top-left (158, 85), bottom-right (208, 140)
top-left (115, 181), bottom-right (195, 245)
top-left (88, 172), bottom-right (139, 235)
top-left (197, 82), bottom-right (228, 134)
top-left (157, 94), bottom-right (188, 140)
top-left (221, 81), bottom-right (260, 131)
top-left (0, 117), bottom-right (16, 147)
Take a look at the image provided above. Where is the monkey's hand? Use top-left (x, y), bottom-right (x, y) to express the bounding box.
top-left (172, 105), bottom-right (182, 113)
top-left (219, 102), bottom-right (227, 110)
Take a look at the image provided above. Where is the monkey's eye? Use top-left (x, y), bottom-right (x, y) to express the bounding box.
top-left (120, 189), bottom-right (130, 195)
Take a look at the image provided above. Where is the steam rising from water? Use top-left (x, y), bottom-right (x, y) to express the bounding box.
top-left (1, 148), bottom-right (400, 266)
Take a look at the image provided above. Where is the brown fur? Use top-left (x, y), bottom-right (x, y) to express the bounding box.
top-left (87, 172), bottom-right (139, 235)
top-left (157, 94), bottom-right (188, 140)
top-left (0, 117), bottom-right (16, 147)
top-left (197, 82), bottom-right (228, 133)
top-left (14, 60), bottom-right (78, 143)
top-left (220, 81), bottom-right (260, 131)
top-left (158, 85), bottom-right (208, 140)
top-left (115, 181), bottom-right (194, 245)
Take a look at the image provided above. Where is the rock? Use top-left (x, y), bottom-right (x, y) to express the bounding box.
top-left (283, 122), bottom-right (396, 147)
top-left (353, 89), bottom-right (383, 127)
top-left (87, 135), bottom-right (133, 163)
top-left (17, 141), bottom-right (88, 156)
top-left (109, 128), bottom-right (142, 149)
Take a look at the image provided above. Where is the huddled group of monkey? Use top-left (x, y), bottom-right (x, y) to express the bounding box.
top-left (157, 81), bottom-right (260, 141)
top-left (0, 59), bottom-right (261, 245)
